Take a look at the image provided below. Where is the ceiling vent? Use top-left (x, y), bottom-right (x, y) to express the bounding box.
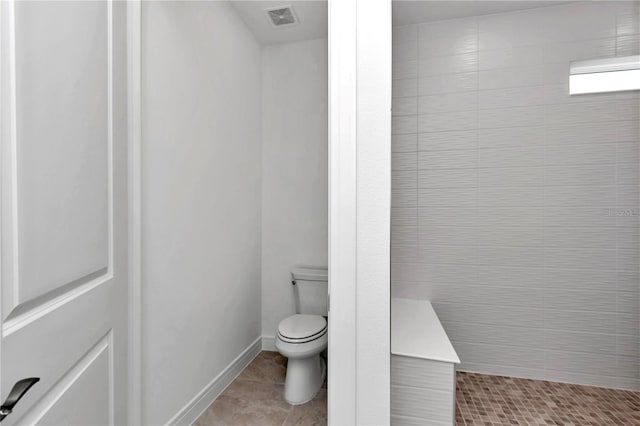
top-left (266, 6), bottom-right (298, 28)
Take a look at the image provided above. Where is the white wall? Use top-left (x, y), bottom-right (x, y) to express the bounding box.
top-left (261, 39), bottom-right (329, 338)
top-left (141, 2), bottom-right (262, 424)
top-left (391, 1), bottom-right (640, 390)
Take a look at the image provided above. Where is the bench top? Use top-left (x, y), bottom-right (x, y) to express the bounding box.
top-left (391, 298), bottom-right (460, 364)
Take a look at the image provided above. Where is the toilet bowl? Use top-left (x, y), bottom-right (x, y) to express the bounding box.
top-left (275, 314), bottom-right (327, 405)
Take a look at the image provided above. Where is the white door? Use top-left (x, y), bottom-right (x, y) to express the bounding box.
top-left (0, 1), bottom-right (128, 424)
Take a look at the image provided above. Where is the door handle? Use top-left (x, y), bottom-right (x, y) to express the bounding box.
top-left (0, 378), bottom-right (40, 422)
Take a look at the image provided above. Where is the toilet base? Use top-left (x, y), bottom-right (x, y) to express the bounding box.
top-left (284, 355), bottom-right (326, 405)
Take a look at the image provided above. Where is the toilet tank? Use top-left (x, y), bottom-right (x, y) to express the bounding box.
top-left (292, 267), bottom-right (328, 316)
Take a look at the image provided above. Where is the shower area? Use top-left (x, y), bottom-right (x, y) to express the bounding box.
top-left (390, 1), bottom-right (640, 425)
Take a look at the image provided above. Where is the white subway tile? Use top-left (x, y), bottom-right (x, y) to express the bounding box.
top-left (544, 226), bottom-right (617, 249)
top-left (393, 134), bottom-right (418, 153)
top-left (544, 247), bottom-right (616, 270)
top-left (545, 122), bottom-right (627, 146)
top-left (392, 188), bottom-right (417, 208)
top-left (417, 244), bottom-right (478, 265)
top-left (391, 208), bottom-right (417, 227)
top-left (544, 207), bottom-right (616, 228)
top-left (419, 207), bottom-right (477, 228)
top-left (434, 302), bottom-right (544, 329)
top-left (478, 105), bottom-right (545, 129)
top-left (544, 3), bottom-right (617, 43)
top-left (418, 226), bottom-right (477, 247)
top-left (478, 186), bottom-right (544, 207)
top-left (616, 34), bottom-right (640, 55)
top-left (393, 41), bottom-right (418, 63)
top-left (455, 342), bottom-right (545, 369)
top-left (393, 152), bottom-right (418, 171)
top-left (479, 66), bottom-right (545, 90)
top-left (479, 45), bottom-right (544, 71)
top-left (418, 188), bottom-right (477, 207)
top-left (418, 17), bottom-right (478, 57)
top-left (478, 146), bottom-right (544, 168)
top-left (617, 10), bottom-right (640, 36)
top-left (418, 149), bottom-right (477, 170)
top-left (393, 25), bottom-right (418, 46)
top-left (418, 91), bottom-right (477, 114)
top-left (545, 144), bottom-right (616, 166)
top-left (393, 169), bottom-right (418, 189)
top-left (479, 126), bottom-right (544, 149)
top-left (544, 310), bottom-right (616, 334)
top-left (443, 321), bottom-right (544, 348)
top-left (479, 86), bottom-right (545, 109)
top-left (544, 185), bottom-right (617, 207)
top-left (392, 116), bottom-right (418, 135)
top-left (545, 350), bottom-right (617, 377)
top-left (475, 265), bottom-right (543, 288)
top-left (393, 78), bottom-right (418, 98)
top-left (394, 60), bottom-right (419, 80)
top-left (544, 165), bottom-right (616, 187)
top-left (419, 52), bottom-right (478, 77)
top-left (478, 10), bottom-right (545, 50)
top-left (545, 268), bottom-right (615, 292)
top-left (476, 246), bottom-right (545, 267)
top-left (479, 167), bottom-right (543, 187)
top-left (419, 110), bottom-right (478, 133)
top-left (545, 330), bottom-right (616, 355)
top-left (419, 130), bottom-right (477, 152)
top-left (418, 72), bottom-right (478, 95)
top-left (393, 96), bottom-right (418, 116)
top-left (475, 225), bottom-right (544, 247)
top-left (392, 225), bottom-right (418, 246)
top-left (418, 169), bottom-right (477, 188)
top-left (477, 207), bottom-right (544, 227)
top-left (617, 313), bottom-right (640, 336)
top-left (544, 288), bottom-right (617, 313)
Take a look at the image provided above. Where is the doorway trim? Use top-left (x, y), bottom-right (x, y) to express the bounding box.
top-left (126, 0), bottom-right (142, 424)
top-left (328, 0), bottom-right (391, 424)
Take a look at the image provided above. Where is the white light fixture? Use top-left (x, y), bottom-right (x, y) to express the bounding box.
top-left (569, 55), bottom-right (640, 95)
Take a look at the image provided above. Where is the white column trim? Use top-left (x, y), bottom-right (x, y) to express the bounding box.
top-left (328, 0), bottom-right (391, 424)
top-left (328, 0), bottom-right (358, 424)
top-left (355, 0), bottom-right (391, 423)
top-left (127, 0), bottom-right (142, 424)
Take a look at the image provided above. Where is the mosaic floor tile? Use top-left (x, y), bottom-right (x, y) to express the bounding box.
top-left (455, 372), bottom-right (640, 426)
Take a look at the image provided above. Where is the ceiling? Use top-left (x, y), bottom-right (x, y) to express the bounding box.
top-left (230, 1), bottom-right (573, 45)
top-left (392, 1), bottom-right (575, 26)
top-left (230, 1), bottom-right (328, 45)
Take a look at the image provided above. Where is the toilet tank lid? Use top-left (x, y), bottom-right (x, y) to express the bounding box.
top-left (291, 267), bottom-right (327, 282)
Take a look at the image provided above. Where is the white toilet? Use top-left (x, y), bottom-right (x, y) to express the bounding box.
top-left (275, 267), bottom-right (328, 405)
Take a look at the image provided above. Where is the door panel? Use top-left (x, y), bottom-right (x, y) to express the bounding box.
top-left (15, 0), bottom-right (109, 306)
top-left (0, 1), bottom-right (127, 424)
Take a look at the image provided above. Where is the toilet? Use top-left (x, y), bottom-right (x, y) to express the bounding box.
top-left (275, 267), bottom-right (328, 405)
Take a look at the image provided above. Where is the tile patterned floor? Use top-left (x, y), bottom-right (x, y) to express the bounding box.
top-left (195, 352), bottom-right (639, 425)
top-left (195, 351), bottom-right (326, 426)
top-left (455, 372), bottom-right (640, 426)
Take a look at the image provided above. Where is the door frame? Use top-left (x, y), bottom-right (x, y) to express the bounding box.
top-left (126, 0), bottom-right (142, 425)
top-left (127, 0), bottom-right (392, 423)
top-left (327, 0), bottom-right (391, 424)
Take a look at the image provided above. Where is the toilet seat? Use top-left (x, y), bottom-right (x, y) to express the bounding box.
top-left (277, 314), bottom-right (327, 344)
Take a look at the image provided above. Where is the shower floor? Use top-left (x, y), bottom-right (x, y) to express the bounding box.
top-left (455, 371), bottom-right (640, 426)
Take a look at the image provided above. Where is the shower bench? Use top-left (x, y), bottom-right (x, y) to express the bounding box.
top-left (391, 298), bottom-right (460, 426)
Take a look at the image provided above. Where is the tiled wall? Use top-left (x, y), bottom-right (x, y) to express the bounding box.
top-left (391, 1), bottom-right (640, 390)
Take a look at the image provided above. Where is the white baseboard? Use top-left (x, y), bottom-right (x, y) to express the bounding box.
top-left (166, 336), bottom-right (262, 426)
top-left (262, 335), bottom-right (276, 352)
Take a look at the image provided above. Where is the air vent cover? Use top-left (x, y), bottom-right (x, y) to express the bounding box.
top-left (267, 6), bottom-right (298, 27)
